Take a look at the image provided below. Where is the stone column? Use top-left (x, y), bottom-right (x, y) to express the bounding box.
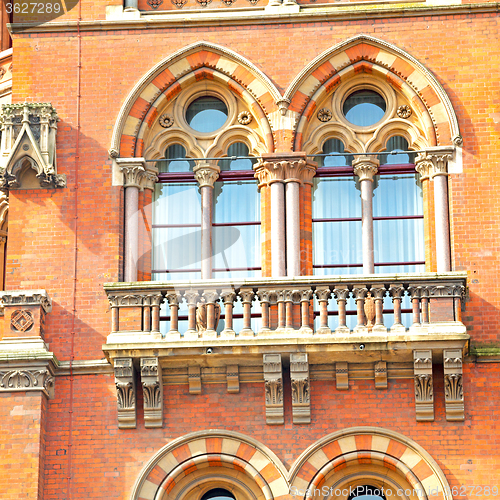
top-left (416, 147), bottom-right (454, 273)
top-left (193, 163), bottom-right (220, 279)
top-left (353, 155), bottom-right (379, 274)
top-left (118, 158), bottom-right (146, 283)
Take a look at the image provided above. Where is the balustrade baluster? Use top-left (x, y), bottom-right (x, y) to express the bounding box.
top-left (221, 290), bottom-right (237, 336)
top-left (203, 290), bottom-right (219, 338)
top-left (315, 287), bottom-right (332, 334)
top-left (333, 286), bottom-right (349, 334)
top-left (143, 298), bottom-right (151, 332)
top-left (371, 286), bottom-right (387, 333)
top-left (421, 287), bottom-right (430, 325)
top-left (352, 287), bottom-right (368, 334)
top-left (165, 292), bottom-right (181, 336)
top-left (150, 293), bottom-right (163, 335)
top-left (284, 290), bottom-right (294, 329)
top-left (276, 290), bottom-right (286, 330)
top-left (408, 285), bottom-right (422, 327)
top-left (257, 290), bottom-right (272, 333)
top-left (184, 290), bottom-right (200, 337)
top-left (389, 285), bottom-right (405, 333)
top-left (299, 289), bottom-right (313, 333)
top-left (239, 288), bottom-right (255, 337)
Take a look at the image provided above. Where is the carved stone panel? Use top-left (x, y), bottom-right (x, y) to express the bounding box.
top-left (290, 353), bottom-right (310, 424)
top-left (413, 350), bottom-right (434, 422)
top-left (227, 365), bottom-right (239, 393)
top-left (443, 349), bottom-right (464, 421)
top-left (336, 362), bottom-right (349, 390)
top-left (263, 354), bottom-right (283, 425)
top-left (188, 365), bottom-right (201, 394)
top-left (114, 358), bottom-right (136, 429)
top-left (140, 357), bottom-right (163, 428)
top-left (0, 364), bottom-right (55, 399)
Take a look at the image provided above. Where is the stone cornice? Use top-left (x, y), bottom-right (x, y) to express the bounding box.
top-left (8, 3), bottom-right (499, 34)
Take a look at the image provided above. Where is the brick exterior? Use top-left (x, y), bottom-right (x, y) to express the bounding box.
top-left (1, 2), bottom-right (499, 499)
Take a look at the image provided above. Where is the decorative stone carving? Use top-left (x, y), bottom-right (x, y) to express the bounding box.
top-left (0, 103), bottom-right (65, 189)
top-left (263, 354), bottom-right (283, 425)
top-left (290, 353), bottom-right (310, 424)
top-left (114, 358), bottom-right (136, 429)
top-left (317, 108), bottom-right (332, 122)
top-left (196, 0), bottom-right (212, 6)
top-left (118, 159), bottom-right (146, 189)
top-left (171, 0), bottom-right (187, 6)
top-left (188, 365), bottom-right (201, 394)
top-left (413, 350), bottom-right (433, 422)
top-left (193, 163), bottom-right (220, 188)
top-left (364, 292), bottom-right (375, 331)
top-left (416, 147), bottom-right (454, 179)
top-left (443, 349), bottom-right (464, 421)
top-left (196, 293), bottom-right (221, 334)
top-left (10, 310), bottom-right (34, 332)
top-left (352, 155), bottom-right (379, 182)
top-left (253, 155), bottom-right (316, 187)
top-left (415, 152), bottom-right (433, 181)
top-left (237, 111), bottom-right (253, 125)
top-left (159, 113), bottom-right (174, 128)
top-left (396, 104), bottom-right (412, 119)
top-left (141, 357), bottom-right (163, 428)
top-left (227, 365), bottom-right (239, 393)
top-left (0, 367), bottom-right (55, 399)
top-left (374, 361), bottom-right (387, 389)
top-left (276, 98), bottom-right (290, 116)
top-left (147, 0), bottom-right (163, 8)
top-left (336, 362), bottom-right (349, 390)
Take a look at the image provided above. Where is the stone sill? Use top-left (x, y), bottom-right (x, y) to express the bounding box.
top-left (8, 2), bottom-right (497, 33)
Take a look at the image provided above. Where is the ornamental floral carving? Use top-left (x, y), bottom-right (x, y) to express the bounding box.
top-left (290, 353), bottom-right (310, 423)
top-left (263, 354), bottom-right (283, 425)
top-left (196, 0), bottom-right (212, 6)
top-left (444, 374), bottom-right (463, 401)
top-left (114, 358), bottom-right (136, 429)
top-left (10, 310), bottom-right (34, 332)
top-left (317, 108), bottom-right (332, 122)
top-left (443, 349), bottom-right (464, 421)
top-left (147, 0), bottom-right (163, 8)
top-left (159, 113), bottom-right (174, 128)
top-left (413, 350), bottom-right (434, 421)
top-left (237, 111), bottom-right (252, 125)
top-left (141, 357), bottom-right (163, 428)
top-left (414, 374), bottom-right (433, 402)
top-left (397, 104), bottom-right (412, 119)
top-left (0, 369), bottom-right (54, 398)
top-left (171, 0), bottom-right (187, 7)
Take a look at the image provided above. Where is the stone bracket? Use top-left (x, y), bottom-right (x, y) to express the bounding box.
top-left (443, 349), bottom-right (464, 421)
top-left (227, 364), bottom-right (239, 393)
top-left (374, 361), bottom-right (387, 389)
top-left (114, 358), bottom-right (136, 429)
top-left (413, 350), bottom-right (434, 421)
top-left (290, 353), bottom-right (310, 424)
top-left (336, 362), bottom-right (348, 390)
top-left (140, 357), bottom-right (163, 428)
top-left (188, 365), bottom-right (201, 394)
top-left (263, 353), bottom-right (283, 425)
top-left (0, 360), bottom-right (55, 399)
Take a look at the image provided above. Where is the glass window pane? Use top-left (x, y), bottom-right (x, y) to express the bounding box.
top-left (213, 180), bottom-right (260, 223)
top-left (343, 90), bottom-right (386, 126)
top-left (316, 138), bottom-right (351, 167)
top-left (154, 183), bottom-right (201, 225)
top-left (219, 142), bottom-right (256, 171)
top-left (312, 177), bottom-right (361, 219)
top-left (380, 136), bottom-right (415, 164)
top-left (161, 144), bottom-right (195, 173)
top-left (373, 174), bottom-right (423, 217)
top-left (186, 96), bottom-right (228, 133)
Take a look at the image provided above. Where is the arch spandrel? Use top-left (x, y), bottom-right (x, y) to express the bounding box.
top-left (110, 42), bottom-right (281, 159)
top-left (285, 34), bottom-right (461, 150)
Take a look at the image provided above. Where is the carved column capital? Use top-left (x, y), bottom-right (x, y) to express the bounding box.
top-left (141, 166), bottom-right (159, 191)
top-left (415, 152), bottom-right (433, 181)
top-left (254, 153), bottom-right (316, 187)
top-left (290, 353), bottom-right (310, 424)
top-left (353, 155), bottom-right (379, 182)
top-left (193, 163), bottom-right (220, 188)
top-left (140, 357), bottom-right (163, 428)
top-left (443, 349), bottom-right (464, 421)
top-left (114, 358), bottom-right (136, 429)
top-left (117, 158), bottom-right (147, 189)
top-left (417, 147), bottom-right (455, 179)
top-left (263, 354), bottom-right (283, 425)
top-left (413, 350), bottom-right (434, 422)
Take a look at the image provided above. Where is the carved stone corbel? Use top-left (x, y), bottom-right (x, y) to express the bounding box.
top-left (336, 362), bottom-right (349, 390)
top-left (188, 365), bottom-right (201, 394)
top-left (140, 357), bottom-right (163, 428)
top-left (114, 358), bottom-right (136, 429)
top-left (227, 365), bottom-right (239, 393)
top-left (0, 363), bottom-right (55, 399)
top-left (263, 354), bottom-right (283, 425)
top-left (374, 361), bottom-right (387, 389)
top-left (443, 349), bottom-right (464, 421)
top-left (413, 350), bottom-right (434, 421)
top-left (290, 353), bottom-right (310, 424)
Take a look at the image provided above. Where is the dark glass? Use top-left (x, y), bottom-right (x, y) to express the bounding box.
top-left (161, 144), bottom-right (195, 173)
top-left (316, 138), bottom-right (351, 167)
top-left (201, 489), bottom-right (236, 500)
top-left (348, 485), bottom-right (386, 500)
top-left (343, 90), bottom-right (386, 126)
top-left (186, 96), bottom-right (228, 133)
top-left (380, 136), bottom-right (416, 164)
top-left (219, 142), bottom-right (256, 171)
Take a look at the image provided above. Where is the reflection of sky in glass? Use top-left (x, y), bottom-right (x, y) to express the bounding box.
top-left (161, 144), bottom-right (194, 173)
top-left (186, 97), bottom-right (228, 133)
top-left (343, 90), bottom-right (386, 126)
top-left (219, 142), bottom-right (255, 171)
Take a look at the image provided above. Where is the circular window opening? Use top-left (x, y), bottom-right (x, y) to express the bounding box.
top-left (186, 96), bottom-right (228, 133)
top-left (201, 489), bottom-right (236, 500)
top-left (343, 90), bottom-right (386, 127)
top-left (347, 485), bottom-right (387, 500)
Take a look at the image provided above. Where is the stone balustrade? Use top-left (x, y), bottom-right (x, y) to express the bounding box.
top-left (104, 272), bottom-right (466, 340)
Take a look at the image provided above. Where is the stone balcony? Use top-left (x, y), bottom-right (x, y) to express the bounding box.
top-left (103, 272), bottom-right (468, 366)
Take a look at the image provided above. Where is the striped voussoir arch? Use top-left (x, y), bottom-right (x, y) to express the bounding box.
top-left (289, 427), bottom-right (452, 500)
top-left (133, 431), bottom-right (289, 500)
top-left (117, 44), bottom-right (279, 158)
top-left (288, 35), bottom-right (460, 150)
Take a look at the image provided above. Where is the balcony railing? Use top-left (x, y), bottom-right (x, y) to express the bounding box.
top-left (104, 272), bottom-right (466, 340)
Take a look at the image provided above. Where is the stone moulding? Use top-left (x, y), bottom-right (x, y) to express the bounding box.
top-left (0, 103), bottom-right (66, 189)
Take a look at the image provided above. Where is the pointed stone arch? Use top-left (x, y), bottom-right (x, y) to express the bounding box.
top-left (289, 427), bottom-right (452, 500)
top-left (131, 430), bottom-right (289, 500)
top-left (110, 42), bottom-right (282, 158)
top-left (285, 34), bottom-right (461, 150)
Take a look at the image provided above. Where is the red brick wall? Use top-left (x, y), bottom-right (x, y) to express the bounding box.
top-left (39, 363), bottom-right (500, 499)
